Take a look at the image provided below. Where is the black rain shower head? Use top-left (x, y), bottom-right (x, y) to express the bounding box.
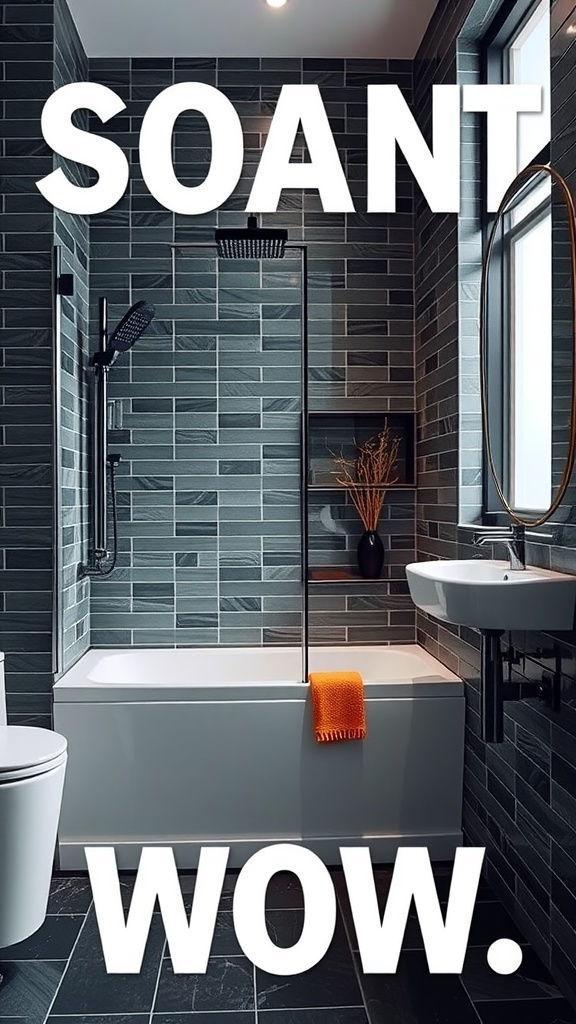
top-left (215, 216), bottom-right (288, 260)
top-left (110, 300), bottom-right (156, 352)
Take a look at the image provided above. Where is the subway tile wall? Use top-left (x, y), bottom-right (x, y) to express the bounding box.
top-left (0, 0), bottom-right (89, 721)
top-left (415, 0), bottom-right (576, 1006)
top-left (0, 0), bottom-right (56, 725)
top-left (54, 0), bottom-right (91, 672)
top-left (86, 57), bottom-right (417, 648)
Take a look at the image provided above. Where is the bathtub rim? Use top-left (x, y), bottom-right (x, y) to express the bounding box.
top-left (53, 643), bottom-right (463, 703)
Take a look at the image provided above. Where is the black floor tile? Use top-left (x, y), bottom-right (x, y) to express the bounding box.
top-left (49, 958), bottom-right (164, 1016)
top-left (356, 950), bottom-right (480, 1024)
top-left (206, 912), bottom-right (244, 957)
top-left (109, 872), bottom-right (192, 911)
top-left (474, 997), bottom-right (576, 1022)
top-left (3, 865), bottom-right (574, 1024)
top-left (396, 900), bottom-right (525, 954)
top-left (49, 913), bottom-right (165, 1016)
top-left (105, 873), bottom-right (151, 910)
top-left (47, 876), bottom-right (94, 915)
top-left (217, 875), bottom-right (241, 910)
top-left (69, 907), bottom-right (162, 961)
top-left (264, 910), bottom-right (350, 957)
top-left (336, 865), bottom-right (496, 914)
top-left (467, 901), bottom-right (525, 948)
top-left (429, 867), bottom-right (497, 905)
top-left (334, 867), bottom-right (446, 938)
top-left (336, 865), bottom-right (465, 910)
top-left (264, 872), bottom-right (306, 910)
top-left (336, 876), bottom-right (514, 957)
top-left (259, 1011), bottom-right (368, 1023)
top-left (153, 1014), bottom-right (255, 1023)
top-left (118, 871), bottom-right (240, 914)
top-left (49, 1017), bottom-right (149, 1024)
top-left (264, 909), bottom-right (305, 949)
top-left (180, 870), bottom-right (304, 914)
top-left (0, 960), bottom-right (65, 1022)
top-left (161, 910), bottom-right (245, 959)
top-left (154, 956), bottom-right (255, 1013)
top-left (0, 914), bottom-right (84, 960)
top-left (462, 946), bottom-right (564, 1002)
top-left (256, 943), bottom-right (362, 1010)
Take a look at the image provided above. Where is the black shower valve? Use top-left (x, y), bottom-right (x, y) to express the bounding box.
top-left (107, 453), bottom-right (122, 467)
top-left (57, 273), bottom-right (74, 296)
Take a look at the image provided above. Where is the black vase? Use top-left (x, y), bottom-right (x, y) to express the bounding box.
top-left (357, 530), bottom-right (384, 579)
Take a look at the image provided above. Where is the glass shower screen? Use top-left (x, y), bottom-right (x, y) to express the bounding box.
top-left (172, 242), bottom-right (307, 677)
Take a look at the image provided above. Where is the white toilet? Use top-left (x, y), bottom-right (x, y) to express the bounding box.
top-left (0, 651), bottom-right (68, 948)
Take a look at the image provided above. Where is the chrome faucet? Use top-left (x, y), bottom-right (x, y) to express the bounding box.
top-left (473, 525), bottom-right (526, 571)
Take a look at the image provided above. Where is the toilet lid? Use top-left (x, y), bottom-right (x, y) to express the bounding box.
top-left (0, 727), bottom-right (67, 780)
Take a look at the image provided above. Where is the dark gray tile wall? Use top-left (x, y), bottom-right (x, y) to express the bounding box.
top-left (53, 0), bottom-right (90, 671)
top-left (0, 0), bottom-right (56, 725)
top-left (415, 0), bottom-right (576, 1006)
top-left (0, 0), bottom-right (90, 721)
top-left (86, 57), bottom-right (417, 648)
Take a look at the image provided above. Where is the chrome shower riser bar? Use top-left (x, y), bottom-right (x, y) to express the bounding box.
top-left (82, 296), bottom-right (111, 574)
top-left (83, 296), bottom-right (155, 578)
top-left (94, 296), bottom-right (109, 559)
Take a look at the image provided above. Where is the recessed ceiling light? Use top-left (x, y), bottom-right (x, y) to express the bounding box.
top-left (568, 22), bottom-right (576, 34)
top-left (265, 0), bottom-right (289, 8)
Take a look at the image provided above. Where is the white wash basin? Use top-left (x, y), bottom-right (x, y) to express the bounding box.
top-left (405, 559), bottom-right (576, 631)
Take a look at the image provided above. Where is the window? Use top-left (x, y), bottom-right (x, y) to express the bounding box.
top-left (508, 190), bottom-right (551, 509)
top-left (484, 0), bottom-right (551, 514)
top-left (510, 0), bottom-right (551, 169)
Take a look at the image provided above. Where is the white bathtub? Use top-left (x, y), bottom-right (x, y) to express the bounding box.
top-left (53, 645), bottom-right (465, 869)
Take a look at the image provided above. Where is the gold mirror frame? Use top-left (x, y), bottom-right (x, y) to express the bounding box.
top-left (479, 163), bottom-right (576, 528)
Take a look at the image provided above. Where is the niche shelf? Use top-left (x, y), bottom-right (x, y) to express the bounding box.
top-left (307, 411), bottom-right (416, 585)
top-left (308, 567), bottom-right (385, 585)
top-left (307, 411), bottom-right (416, 491)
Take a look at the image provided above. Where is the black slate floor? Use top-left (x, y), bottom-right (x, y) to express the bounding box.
top-left (0, 866), bottom-right (575, 1024)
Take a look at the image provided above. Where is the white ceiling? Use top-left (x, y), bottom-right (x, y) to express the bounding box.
top-left (65, 0), bottom-right (441, 59)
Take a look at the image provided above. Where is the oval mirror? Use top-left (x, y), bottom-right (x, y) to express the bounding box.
top-left (480, 163), bottom-right (576, 528)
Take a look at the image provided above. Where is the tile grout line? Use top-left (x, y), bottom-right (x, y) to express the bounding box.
top-left (260, 1008), bottom-right (366, 1014)
top-left (41, 1008), bottom-right (379, 1018)
top-left (253, 960), bottom-right (259, 1024)
top-left (41, 897), bottom-right (94, 1024)
top-left (468, 991), bottom-right (485, 1024)
top-left (147, 936), bottom-right (167, 1024)
top-left (331, 882), bottom-right (370, 1024)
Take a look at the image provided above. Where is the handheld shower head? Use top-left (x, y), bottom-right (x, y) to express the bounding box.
top-left (92, 299), bottom-right (156, 369)
top-left (110, 300), bottom-right (156, 352)
top-left (215, 215), bottom-right (288, 260)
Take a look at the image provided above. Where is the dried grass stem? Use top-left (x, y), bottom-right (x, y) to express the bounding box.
top-left (330, 425), bottom-right (400, 531)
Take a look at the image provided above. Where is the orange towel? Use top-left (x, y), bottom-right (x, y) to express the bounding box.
top-left (309, 671), bottom-right (366, 743)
